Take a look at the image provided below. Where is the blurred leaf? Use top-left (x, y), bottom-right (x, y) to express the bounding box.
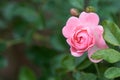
top-left (69, 0), bottom-right (84, 9)
top-left (98, 0), bottom-right (120, 13)
top-left (2, 2), bottom-right (16, 20)
top-left (104, 67), bottom-right (120, 79)
top-left (14, 6), bottom-right (38, 22)
top-left (51, 54), bottom-right (68, 74)
top-left (76, 58), bottom-right (92, 70)
top-left (61, 55), bottom-right (75, 71)
top-left (25, 29), bottom-right (35, 45)
top-left (92, 49), bottom-right (120, 63)
top-left (102, 20), bottom-right (120, 46)
top-left (95, 0), bottom-right (120, 20)
top-left (114, 61), bottom-right (120, 67)
top-left (36, 10), bottom-right (46, 30)
top-left (13, 21), bottom-right (28, 39)
top-left (0, 20), bottom-right (7, 29)
top-left (74, 52), bottom-right (87, 66)
top-left (31, 0), bottom-right (41, 3)
top-left (14, 5), bottom-right (44, 29)
top-left (73, 72), bottom-right (96, 80)
top-left (0, 55), bottom-right (8, 68)
top-left (50, 33), bottom-right (68, 51)
top-left (26, 46), bottom-right (57, 66)
top-left (89, 0), bottom-right (99, 10)
top-left (19, 66), bottom-right (36, 80)
top-left (74, 52), bottom-right (92, 70)
top-left (0, 41), bottom-right (7, 53)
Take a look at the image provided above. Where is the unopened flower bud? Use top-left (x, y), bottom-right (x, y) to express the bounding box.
top-left (85, 6), bottom-right (95, 12)
top-left (70, 8), bottom-right (79, 17)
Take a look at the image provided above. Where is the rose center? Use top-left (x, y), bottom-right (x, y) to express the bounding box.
top-left (77, 36), bottom-right (84, 43)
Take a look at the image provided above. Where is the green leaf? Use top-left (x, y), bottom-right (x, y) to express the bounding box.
top-left (91, 49), bottom-right (120, 63)
top-left (104, 67), bottom-right (120, 79)
top-left (102, 20), bottom-right (120, 46)
top-left (73, 72), bottom-right (97, 80)
top-left (19, 66), bottom-right (36, 80)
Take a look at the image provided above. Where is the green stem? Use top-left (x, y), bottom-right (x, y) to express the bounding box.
top-left (94, 63), bottom-right (100, 77)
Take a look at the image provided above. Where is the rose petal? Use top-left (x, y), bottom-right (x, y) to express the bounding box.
top-left (88, 46), bottom-right (102, 63)
top-left (70, 47), bottom-right (84, 57)
top-left (79, 12), bottom-right (99, 26)
top-left (62, 17), bottom-right (80, 38)
top-left (88, 28), bottom-right (108, 63)
top-left (96, 36), bottom-right (108, 49)
top-left (94, 25), bottom-right (108, 48)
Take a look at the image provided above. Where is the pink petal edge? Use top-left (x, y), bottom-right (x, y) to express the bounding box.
top-left (95, 25), bottom-right (108, 48)
top-left (62, 17), bottom-right (80, 38)
top-left (70, 47), bottom-right (84, 57)
top-left (79, 12), bottom-right (99, 26)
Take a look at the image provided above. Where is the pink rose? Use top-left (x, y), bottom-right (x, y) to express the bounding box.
top-left (62, 12), bottom-right (108, 63)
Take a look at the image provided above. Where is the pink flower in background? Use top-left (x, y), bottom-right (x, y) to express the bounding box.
top-left (62, 12), bottom-right (108, 63)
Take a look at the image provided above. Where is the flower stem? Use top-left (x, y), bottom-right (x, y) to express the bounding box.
top-left (94, 63), bottom-right (100, 77)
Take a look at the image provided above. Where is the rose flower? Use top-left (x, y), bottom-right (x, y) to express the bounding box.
top-left (62, 12), bottom-right (108, 63)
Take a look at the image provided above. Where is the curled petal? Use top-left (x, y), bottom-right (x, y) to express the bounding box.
top-left (70, 47), bottom-right (84, 57)
top-left (97, 25), bottom-right (104, 33)
top-left (79, 12), bottom-right (99, 26)
top-left (66, 17), bottom-right (80, 26)
top-left (88, 46), bottom-right (102, 63)
top-left (94, 25), bottom-right (108, 48)
top-left (96, 36), bottom-right (108, 49)
top-left (88, 28), bottom-right (108, 63)
top-left (62, 17), bottom-right (80, 38)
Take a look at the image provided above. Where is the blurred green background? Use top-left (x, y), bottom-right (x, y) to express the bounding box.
top-left (0, 0), bottom-right (120, 80)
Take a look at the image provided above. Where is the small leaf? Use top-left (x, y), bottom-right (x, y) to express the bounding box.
top-left (19, 66), bottom-right (36, 80)
top-left (92, 49), bottom-right (120, 63)
top-left (104, 67), bottom-right (120, 79)
top-left (102, 20), bottom-right (120, 46)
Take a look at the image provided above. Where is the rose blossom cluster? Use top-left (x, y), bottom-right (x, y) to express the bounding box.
top-left (62, 12), bottom-right (108, 63)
